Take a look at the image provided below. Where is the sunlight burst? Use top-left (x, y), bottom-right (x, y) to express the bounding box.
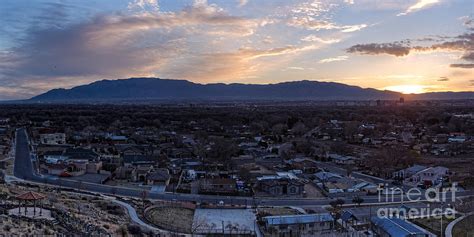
top-left (384, 85), bottom-right (426, 94)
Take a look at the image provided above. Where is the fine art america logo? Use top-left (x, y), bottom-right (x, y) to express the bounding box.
top-left (376, 183), bottom-right (457, 219)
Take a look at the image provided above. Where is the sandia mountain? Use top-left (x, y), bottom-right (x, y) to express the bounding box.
top-left (30, 78), bottom-right (402, 102)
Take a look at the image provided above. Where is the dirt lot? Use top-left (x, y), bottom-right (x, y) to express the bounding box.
top-left (412, 216), bottom-right (457, 237)
top-left (145, 206), bottom-right (195, 233)
top-left (258, 207), bottom-right (301, 216)
top-left (452, 214), bottom-right (474, 237)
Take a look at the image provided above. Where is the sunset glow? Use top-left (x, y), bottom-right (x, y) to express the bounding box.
top-left (384, 85), bottom-right (427, 94)
top-left (0, 0), bottom-right (473, 100)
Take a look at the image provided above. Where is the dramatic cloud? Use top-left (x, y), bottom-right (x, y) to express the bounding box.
top-left (163, 45), bottom-right (319, 81)
top-left (301, 35), bottom-right (341, 44)
top-left (347, 32), bottom-right (474, 68)
top-left (459, 16), bottom-right (474, 30)
top-left (451, 64), bottom-right (474, 69)
top-left (128, 0), bottom-right (160, 12)
top-left (0, 0), bottom-right (273, 90)
top-left (237, 0), bottom-right (249, 7)
top-left (286, 66), bottom-right (305, 70)
top-left (0, 0), bottom-right (471, 99)
top-left (438, 76), bottom-right (449, 81)
top-left (347, 43), bottom-right (412, 56)
top-left (340, 24), bottom-right (368, 33)
top-left (319, 55), bottom-right (348, 63)
top-left (288, 17), bottom-right (367, 32)
top-left (288, 1), bottom-right (368, 33)
top-left (397, 0), bottom-right (440, 16)
top-left (96, 3), bottom-right (264, 37)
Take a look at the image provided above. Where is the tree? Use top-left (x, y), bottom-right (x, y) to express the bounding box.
top-left (345, 165), bottom-right (354, 177)
top-left (207, 139), bottom-right (239, 163)
top-left (141, 190), bottom-right (149, 214)
top-left (329, 198), bottom-right (345, 209)
top-left (127, 225), bottom-right (142, 235)
top-left (191, 216), bottom-right (208, 235)
top-left (352, 196), bottom-right (364, 206)
top-left (335, 198), bottom-right (345, 207)
top-left (272, 123), bottom-right (288, 135)
top-left (291, 122), bottom-right (307, 136)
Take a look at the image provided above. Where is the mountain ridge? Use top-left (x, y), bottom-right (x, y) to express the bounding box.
top-left (30, 78), bottom-right (402, 101)
top-left (29, 77), bottom-right (474, 102)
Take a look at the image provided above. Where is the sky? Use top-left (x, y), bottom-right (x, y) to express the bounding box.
top-left (0, 0), bottom-right (473, 100)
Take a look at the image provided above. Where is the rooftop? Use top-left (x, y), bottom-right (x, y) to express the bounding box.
top-left (371, 217), bottom-right (426, 236)
top-left (264, 213), bottom-right (334, 225)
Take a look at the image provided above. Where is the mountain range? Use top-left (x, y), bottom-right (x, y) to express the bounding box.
top-left (28, 78), bottom-right (474, 102)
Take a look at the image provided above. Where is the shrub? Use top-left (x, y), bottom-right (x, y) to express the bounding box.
top-left (127, 224), bottom-right (142, 235)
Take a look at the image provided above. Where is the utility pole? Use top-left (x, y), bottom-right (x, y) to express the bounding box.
top-left (440, 201), bottom-right (444, 237)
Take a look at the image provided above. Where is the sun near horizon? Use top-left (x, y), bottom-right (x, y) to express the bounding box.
top-left (384, 85), bottom-right (427, 94)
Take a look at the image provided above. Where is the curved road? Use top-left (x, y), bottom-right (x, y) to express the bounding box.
top-left (445, 212), bottom-right (473, 237)
top-left (13, 128), bottom-right (474, 207)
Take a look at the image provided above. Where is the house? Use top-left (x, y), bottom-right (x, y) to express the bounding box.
top-left (409, 166), bottom-right (450, 187)
top-left (114, 166), bottom-right (134, 180)
top-left (122, 146), bottom-right (146, 156)
top-left (432, 134), bottom-right (448, 144)
top-left (257, 178), bottom-right (305, 196)
top-left (351, 182), bottom-right (378, 194)
top-left (341, 210), bottom-right (358, 228)
top-left (43, 150), bottom-right (68, 164)
top-left (63, 148), bottom-right (99, 161)
top-left (261, 213), bottom-right (334, 237)
top-left (107, 135), bottom-right (127, 144)
top-left (198, 178), bottom-right (237, 195)
top-left (314, 171), bottom-right (342, 183)
top-left (286, 157), bottom-right (319, 173)
top-left (231, 155), bottom-right (256, 167)
top-left (130, 165), bottom-right (153, 183)
top-left (44, 163), bottom-right (85, 177)
top-left (371, 217), bottom-right (429, 237)
top-left (146, 168), bottom-right (170, 186)
top-left (448, 133), bottom-right (466, 143)
top-left (85, 161), bottom-right (103, 174)
top-left (123, 154), bottom-right (156, 166)
top-left (392, 165), bottom-right (427, 180)
top-left (329, 154), bottom-right (357, 165)
top-left (39, 133), bottom-right (66, 145)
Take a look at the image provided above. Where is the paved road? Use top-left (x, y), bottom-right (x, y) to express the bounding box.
top-left (13, 128), bottom-right (474, 207)
top-left (104, 196), bottom-right (172, 235)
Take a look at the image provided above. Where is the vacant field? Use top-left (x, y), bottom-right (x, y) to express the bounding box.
top-left (258, 207), bottom-right (301, 216)
top-left (145, 206), bottom-right (195, 233)
top-left (452, 215), bottom-right (474, 237)
top-left (412, 216), bottom-right (457, 237)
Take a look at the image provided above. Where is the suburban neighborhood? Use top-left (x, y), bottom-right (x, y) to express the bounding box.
top-left (0, 103), bottom-right (473, 236)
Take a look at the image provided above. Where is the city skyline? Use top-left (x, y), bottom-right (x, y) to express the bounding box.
top-left (0, 0), bottom-right (473, 100)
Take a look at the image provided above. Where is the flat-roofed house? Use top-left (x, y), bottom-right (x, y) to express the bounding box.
top-left (262, 213), bottom-right (334, 237)
top-left (371, 217), bottom-right (430, 237)
top-left (40, 133), bottom-right (66, 145)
